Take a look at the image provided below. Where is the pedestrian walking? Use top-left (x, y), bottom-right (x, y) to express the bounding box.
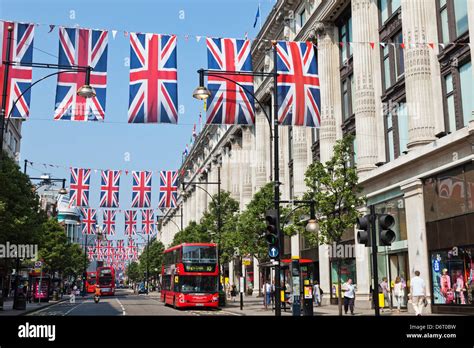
top-left (380, 277), bottom-right (390, 311)
top-left (342, 278), bottom-right (356, 315)
top-left (393, 276), bottom-right (404, 312)
top-left (263, 280), bottom-right (271, 309)
top-left (70, 286), bottom-right (77, 304)
top-left (410, 270), bottom-right (426, 316)
top-left (313, 281), bottom-right (321, 306)
top-left (230, 284), bottom-right (237, 302)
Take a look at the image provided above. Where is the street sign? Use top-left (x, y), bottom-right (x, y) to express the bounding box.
top-left (34, 261), bottom-right (42, 268)
top-left (268, 247), bottom-right (279, 258)
top-left (243, 257), bottom-right (251, 266)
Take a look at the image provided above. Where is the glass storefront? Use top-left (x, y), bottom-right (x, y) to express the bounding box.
top-left (330, 258), bottom-right (356, 300)
top-left (431, 246), bottom-right (474, 306)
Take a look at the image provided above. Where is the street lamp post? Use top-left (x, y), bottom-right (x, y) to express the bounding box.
top-left (192, 43), bottom-right (283, 315)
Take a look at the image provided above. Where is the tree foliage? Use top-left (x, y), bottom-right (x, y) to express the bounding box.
top-left (126, 261), bottom-right (140, 283)
top-left (138, 239), bottom-right (165, 277)
top-left (304, 135), bottom-right (365, 244)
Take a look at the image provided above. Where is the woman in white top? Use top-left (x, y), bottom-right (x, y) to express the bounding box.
top-left (393, 276), bottom-right (404, 312)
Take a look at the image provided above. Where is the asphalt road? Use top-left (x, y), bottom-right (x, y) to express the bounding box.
top-left (27, 289), bottom-right (230, 316)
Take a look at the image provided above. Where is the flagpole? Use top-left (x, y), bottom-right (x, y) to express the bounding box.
top-left (259, 3), bottom-right (262, 30)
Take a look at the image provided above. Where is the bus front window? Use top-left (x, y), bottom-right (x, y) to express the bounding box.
top-left (179, 276), bottom-right (217, 294)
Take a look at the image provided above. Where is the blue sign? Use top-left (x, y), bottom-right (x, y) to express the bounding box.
top-left (433, 259), bottom-right (440, 273)
top-left (269, 247), bottom-right (279, 258)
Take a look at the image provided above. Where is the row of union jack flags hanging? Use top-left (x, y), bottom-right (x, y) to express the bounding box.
top-left (80, 208), bottom-right (157, 236)
top-left (69, 168), bottom-right (179, 209)
top-left (87, 239), bottom-right (139, 263)
top-left (1, 20), bottom-right (321, 127)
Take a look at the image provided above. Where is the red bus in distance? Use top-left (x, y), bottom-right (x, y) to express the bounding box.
top-left (96, 267), bottom-right (115, 296)
top-left (85, 272), bottom-right (96, 293)
top-left (161, 243), bottom-right (219, 309)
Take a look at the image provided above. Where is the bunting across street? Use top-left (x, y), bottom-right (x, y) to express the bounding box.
top-left (102, 210), bottom-right (116, 235)
top-left (54, 27), bottom-right (108, 121)
top-left (141, 209), bottom-right (155, 235)
top-left (206, 38), bottom-right (255, 125)
top-left (128, 33), bottom-right (178, 124)
top-left (0, 21), bottom-right (35, 119)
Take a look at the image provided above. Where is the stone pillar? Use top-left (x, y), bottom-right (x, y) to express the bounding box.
top-left (229, 260), bottom-right (235, 286)
top-left (253, 257), bottom-right (260, 296)
top-left (230, 141), bottom-right (241, 202)
top-left (401, 0), bottom-right (436, 149)
top-left (352, 0), bottom-right (379, 173)
top-left (240, 127), bottom-right (253, 210)
top-left (316, 23), bottom-right (342, 162)
top-left (190, 186), bottom-right (196, 223)
top-left (401, 179), bottom-right (431, 314)
top-left (255, 106), bottom-right (271, 192)
top-left (318, 244), bottom-right (331, 303)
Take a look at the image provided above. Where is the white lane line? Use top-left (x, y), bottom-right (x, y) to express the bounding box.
top-left (64, 300), bottom-right (86, 316)
top-left (115, 297), bottom-right (126, 316)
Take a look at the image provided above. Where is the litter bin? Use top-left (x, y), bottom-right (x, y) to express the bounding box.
top-left (14, 293), bottom-right (26, 310)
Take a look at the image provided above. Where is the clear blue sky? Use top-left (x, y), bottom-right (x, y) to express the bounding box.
top-left (1, 0), bottom-right (274, 242)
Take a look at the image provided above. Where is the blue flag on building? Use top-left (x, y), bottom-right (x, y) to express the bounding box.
top-left (253, 4), bottom-right (260, 28)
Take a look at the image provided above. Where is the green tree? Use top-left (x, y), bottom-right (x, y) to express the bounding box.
top-left (126, 261), bottom-right (140, 284)
top-left (38, 218), bottom-right (88, 280)
top-left (0, 153), bottom-right (46, 287)
top-left (304, 135), bottom-right (365, 316)
top-left (138, 239), bottom-right (165, 281)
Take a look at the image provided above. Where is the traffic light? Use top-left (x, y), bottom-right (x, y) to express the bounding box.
top-left (356, 215), bottom-right (371, 247)
top-left (265, 209), bottom-right (279, 259)
top-left (378, 214), bottom-right (396, 246)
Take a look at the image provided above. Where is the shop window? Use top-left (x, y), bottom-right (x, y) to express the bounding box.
top-left (330, 258), bottom-right (357, 299)
top-left (338, 12), bottom-right (352, 64)
top-left (379, 0), bottom-right (401, 24)
top-left (437, 166), bottom-right (467, 220)
top-left (438, 0), bottom-right (469, 43)
top-left (431, 247), bottom-right (474, 305)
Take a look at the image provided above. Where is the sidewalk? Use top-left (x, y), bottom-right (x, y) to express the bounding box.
top-left (221, 295), bottom-right (420, 316)
top-left (0, 297), bottom-right (67, 316)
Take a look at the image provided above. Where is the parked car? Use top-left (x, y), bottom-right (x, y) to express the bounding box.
top-left (137, 283), bottom-right (148, 294)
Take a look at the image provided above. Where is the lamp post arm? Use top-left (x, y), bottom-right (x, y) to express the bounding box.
top-left (201, 71), bottom-right (274, 137)
top-left (4, 69), bottom-right (86, 133)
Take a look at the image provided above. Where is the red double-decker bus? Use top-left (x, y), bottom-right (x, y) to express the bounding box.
top-left (161, 243), bottom-right (219, 309)
top-left (96, 267), bottom-right (115, 296)
top-left (85, 272), bottom-right (97, 293)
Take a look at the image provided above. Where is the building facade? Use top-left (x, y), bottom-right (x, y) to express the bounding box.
top-left (159, 0), bottom-right (474, 314)
top-left (2, 119), bottom-right (22, 161)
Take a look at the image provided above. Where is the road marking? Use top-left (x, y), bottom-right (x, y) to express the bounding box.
top-left (115, 298), bottom-right (126, 316)
top-left (64, 300), bottom-right (86, 316)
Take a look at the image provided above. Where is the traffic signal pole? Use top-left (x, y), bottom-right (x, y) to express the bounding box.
top-left (272, 43), bottom-right (282, 317)
top-left (370, 205), bottom-right (380, 316)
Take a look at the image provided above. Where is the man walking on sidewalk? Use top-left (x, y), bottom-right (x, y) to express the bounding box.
top-left (410, 270), bottom-right (426, 316)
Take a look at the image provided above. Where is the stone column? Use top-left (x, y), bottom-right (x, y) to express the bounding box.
top-left (401, 0), bottom-right (436, 149)
top-left (255, 108), bottom-right (270, 191)
top-left (240, 127), bottom-right (253, 210)
top-left (316, 23), bottom-right (342, 162)
top-left (352, 0), bottom-right (379, 173)
top-left (189, 186), bottom-right (196, 223)
top-left (253, 257), bottom-right (260, 297)
top-left (229, 260), bottom-right (234, 286)
top-left (230, 141), bottom-right (241, 202)
top-left (401, 179), bottom-right (431, 314)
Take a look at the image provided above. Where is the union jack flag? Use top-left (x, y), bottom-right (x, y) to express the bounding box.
top-left (99, 170), bottom-right (121, 208)
top-left (142, 209), bottom-right (155, 235)
top-left (124, 210), bottom-right (137, 236)
top-left (102, 210), bottom-right (116, 235)
top-left (80, 208), bottom-right (97, 235)
top-left (87, 246), bottom-right (95, 261)
top-left (54, 27), bottom-right (108, 121)
top-left (131, 171), bottom-right (152, 208)
top-left (158, 170), bottom-right (178, 208)
top-left (0, 21), bottom-right (35, 119)
top-left (115, 240), bottom-right (125, 261)
top-left (276, 41), bottom-right (321, 127)
top-left (128, 33), bottom-right (178, 124)
top-left (69, 168), bottom-right (91, 207)
top-left (95, 240), bottom-right (104, 261)
top-left (105, 240), bottom-right (114, 262)
top-left (127, 238), bottom-right (137, 260)
top-left (206, 38), bottom-right (255, 125)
